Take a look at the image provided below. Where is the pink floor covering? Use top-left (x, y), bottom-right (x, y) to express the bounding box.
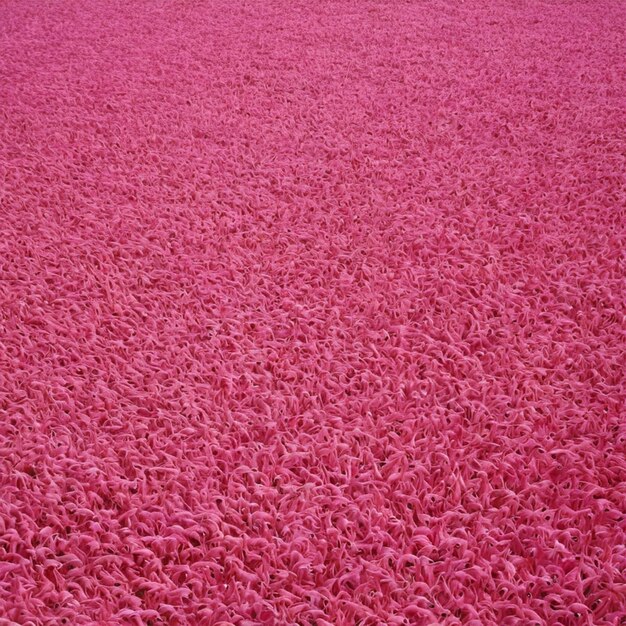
top-left (1, 0), bottom-right (625, 624)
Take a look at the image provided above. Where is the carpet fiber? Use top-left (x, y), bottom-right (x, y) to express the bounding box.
top-left (1, 0), bottom-right (625, 624)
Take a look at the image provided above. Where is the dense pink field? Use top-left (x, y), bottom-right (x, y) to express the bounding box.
top-left (1, 0), bottom-right (625, 624)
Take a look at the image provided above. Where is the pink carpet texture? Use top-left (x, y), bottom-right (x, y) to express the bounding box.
top-left (1, 0), bottom-right (625, 624)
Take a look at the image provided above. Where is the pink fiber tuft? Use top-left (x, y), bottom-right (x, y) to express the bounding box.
top-left (1, 0), bottom-right (625, 624)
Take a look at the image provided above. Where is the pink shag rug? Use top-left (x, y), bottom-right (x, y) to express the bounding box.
top-left (1, 0), bottom-right (625, 624)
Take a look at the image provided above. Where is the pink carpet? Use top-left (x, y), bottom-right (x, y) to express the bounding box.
top-left (1, 0), bottom-right (625, 624)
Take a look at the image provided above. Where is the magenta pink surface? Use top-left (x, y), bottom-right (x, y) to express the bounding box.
top-left (1, 0), bottom-right (625, 624)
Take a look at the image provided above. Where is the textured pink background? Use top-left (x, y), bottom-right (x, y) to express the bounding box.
top-left (1, 0), bottom-right (625, 624)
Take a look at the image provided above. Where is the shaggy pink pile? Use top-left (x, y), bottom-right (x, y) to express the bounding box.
top-left (1, 0), bottom-right (625, 624)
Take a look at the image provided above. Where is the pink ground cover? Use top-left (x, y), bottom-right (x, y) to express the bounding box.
top-left (1, 0), bottom-right (625, 624)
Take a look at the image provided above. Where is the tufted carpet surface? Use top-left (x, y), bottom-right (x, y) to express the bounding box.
top-left (1, 1), bottom-right (625, 624)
